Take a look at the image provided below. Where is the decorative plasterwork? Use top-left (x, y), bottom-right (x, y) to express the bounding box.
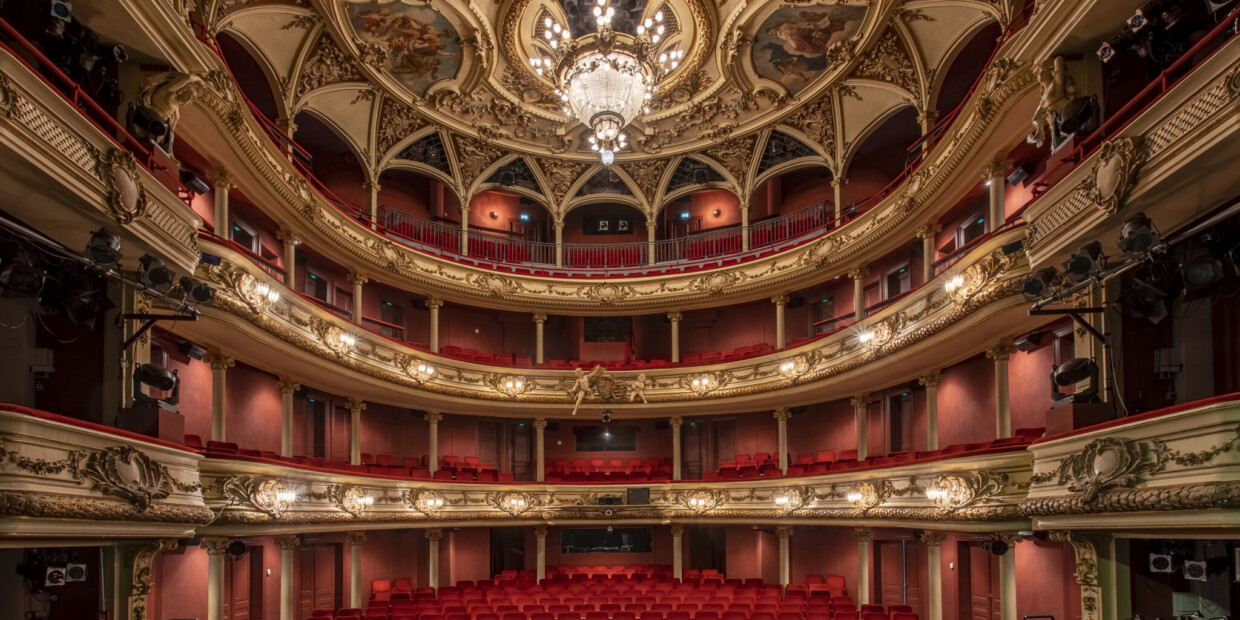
top-left (1048, 531), bottom-right (1101, 620)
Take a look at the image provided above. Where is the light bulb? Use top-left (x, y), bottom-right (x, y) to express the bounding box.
top-left (656, 24), bottom-right (664, 35)
top-left (600, 150), bottom-right (615, 165)
top-left (550, 39), bottom-right (558, 49)
top-left (652, 34), bottom-right (659, 43)
top-left (552, 23), bottom-right (561, 33)
top-left (545, 30), bottom-right (553, 39)
top-left (659, 53), bottom-right (667, 62)
top-left (645, 18), bottom-right (653, 27)
top-left (593, 6), bottom-right (602, 16)
top-left (655, 10), bottom-right (663, 21)
top-left (637, 24), bottom-right (645, 34)
top-left (606, 7), bottom-right (614, 16)
top-left (545, 17), bottom-right (553, 28)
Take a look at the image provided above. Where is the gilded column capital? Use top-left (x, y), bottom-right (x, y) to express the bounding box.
top-left (276, 378), bottom-right (301, 394)
top-left (849, 394), bottom-right (871, 408)
top-left (205, 167), bottom-right (238, 190)
top-left (916, 109), bottom-right (939, 127)
top-left (554, 220), bottom-right (566, 231)
top-left (853, 527), bottom-right (874, 542)
top-left (276, 229), bottom-right (302, 246)
top-left (668, 416), bottom-right (683, 430)
top-left (201, 537), bottom-right (232, 556)
top-left (775, 526), bottom-right (794, 540)
top-left (532, 418), bottom-right (548, 430)
top-left (425, 411), bottom-right (444, 424)
top-left (830, 177), bottom-right (849, 189)
top-left (425, 528), bottom-right (444, 542)
top-left (532, 312), bottom-right (548, 324)
top-left (667, 311), bottom-right (682, 322)
top-left (669, 524), bottom-right (685, 537)
top-left (982, 158), bottom-right (1014, 181)
top-left (364, 180), bottom-right (382, 193)
top-left (347, 532), bottom-right (367, 546)
top-left (275, 535), bottom-right (301, 550)
top-left (772, 408), bottom-right (791, 422)
top-left (918, 373), bottom-right (944, 388)
top-left (986, 344), bottom-right (1018, 361)
top-left (347, 271), bottom-right (369, 286)
top-left (425, 298), bottom-right (444, 310)
top-left (534, 524), bottom-right (549, 538)
top-left (920, 531), bottom-right (947, 546)
top-left (914, 223), bottom-right (941, 239)
top-left (770, 294), bottom-right (790, 306)
top-left (847, 266), bottom-right (868, 280)
top-left (346, 398), bottom-right (367, 414)
top-left (993, 532), bottom-right (1023, 546)
top-left (204, 351), bottom-right (235, 371)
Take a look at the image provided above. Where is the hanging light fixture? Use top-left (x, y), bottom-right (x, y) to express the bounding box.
top-left (533, 1), bottom-right (681, 165)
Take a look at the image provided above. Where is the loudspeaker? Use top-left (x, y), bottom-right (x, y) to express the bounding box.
top-left (65, 563), bottom-right (86, 582)
top-left (627, 487), bottom-right (650, 505)
top-left (1007, 162), bottom-right (1035, 187)
top-left (1184, 560), bottom-right (1207, 581)
top-left (1001, 240), bottom-right (1025, 256)
top-left (45, 566), bottom-right (66, 587)
top-left (786, 296), bottom-right (805, 309)
top-left (1149, 553), bottom-right (1173, 573)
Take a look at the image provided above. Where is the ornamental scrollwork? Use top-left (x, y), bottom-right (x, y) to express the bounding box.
top-left (927, 472), bottom-right (1008, 514)
top-left (1029, 436), bottom-right (1167, 502)
top-left (219, 476), bottom-right (294, 518)
top-left (490, 491), bottom-right (538, 515)
top-left (330, 485), bottom-right (374, 516)
top-left (79, 446), bottom-right (201, 512)
top-left (1081, 137), bottom-right (1145, 215)
top-left (849, 480), bottom-right (893, 513)
top-left (0, 439), bottom-right (85, 477)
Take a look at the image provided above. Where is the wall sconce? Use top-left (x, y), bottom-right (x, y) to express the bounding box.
top-left (773, 488), bottom-right (804, 514)
top-left (229, 478), bottom-right (297, 518)
top-left (683, 372), bottom-right (720, 395)
top-left (406, 489), bottom-right (446, 516)
top-left (712, 209), bottom-right (721, 217)
top-left (236, 273), bottom-right (280, 312)
top-left (682, 490), bottom-right (722, 514)
top-left (490, 211), bottom-right (499, 220)
top-left (846, 490), bottom-right (863, 504)
top-left (408, 359), bottom-right (436, 383)
top-left (944, 274), bottom-right (965, 295)
top-left (321, 326), bottom-right (356, 356)
top-left (857, 330), bottom-right (874, 345)
top-left (777, 355), bottom-right (810, 380)
top-left (846, 481), bottom-right (890, 513)
top-left (491, 491), bottom-right (537, 516)
top-left (336, 486), bottom-right (375, 516)
top-left (488, 374), bottom-right (532, 398)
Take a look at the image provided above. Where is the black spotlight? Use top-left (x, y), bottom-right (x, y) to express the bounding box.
top-left (1181, 256), bottom-right (1224, 292)
top-left (127, 104), bottom-right (169, 142)
top-left (179, 170), bottom-right (211, 195)
top-left (0, 253), bottom-right (47, 297)
top-left (602, 409), bottom-right (613, 423)
top-left (227, 541), bottom-right (247, 560)
top-left (133, 363), bottom-right (179, 410)
top-left (178, 277), bottom-right (215, 305)
top-left (1123, 280), bottom-right (1172, 324)
top-left (138, 255), bottom-right (175, 291)
top-left (1022, 267), bottom-right (1060, 298)
top-left (1050, 358), bottom-right (1099, 407)
top-left (1117, 212), bottom-right (1159, 257)
top-left (1062, 241), bottom-right (1104, 282)
top-left (85, 228), bottom-right (122, 267)
top-left (981, 540), bottom-right (1009, 556)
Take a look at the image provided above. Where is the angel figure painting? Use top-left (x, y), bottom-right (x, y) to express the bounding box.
top-left (347, 1), bottom-right (462, 96)
top-left (752, 4), bottom-right (867, 92)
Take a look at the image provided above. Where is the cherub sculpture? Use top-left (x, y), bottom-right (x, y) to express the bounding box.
top-left (568, 365), bottom-right (606, 415)
top-left (628, 373), bottom-right (649, 404)
top-left (1027, 57), bottom-right (1076, 148)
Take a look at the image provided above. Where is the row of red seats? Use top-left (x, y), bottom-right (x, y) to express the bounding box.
top-left (548, 458), bottom-right (674, 474)
top-left (469, 237), bottom-right (533, 264)
top-left (388, 223), bottom-right (460, 254)
top-left (441, 346), bottom-right (536, 368)
top-left (683, 235), bottom-right (742, 260)
top-left (565, 247), bottom-right (646, 269)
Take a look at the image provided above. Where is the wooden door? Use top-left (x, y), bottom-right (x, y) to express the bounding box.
top-left (229, 548), bottom-right (250, 620)
top-left (879, 542), bottom-right (905, 607)
top-left (299, 546), bottom-right (315, 619)
top-left (713, 419), bottom-right (735, 471)
top-left (511, 423), bottom-right (532, 479)
top-left (248, 547), bottom-right (264, 619)
top-left (478, 421), bottom-right (501, 471)
top-left (314, 544), bottom-right (338, 611)
top-left (330, 405), bottom-right (350, 462)
top-left (866, 401), bottom-right (884, 457)
top-left (967, 544), bottom-right (999, 620)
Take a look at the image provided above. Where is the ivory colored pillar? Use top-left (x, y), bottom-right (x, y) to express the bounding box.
top-left (204, 352), bottom-right (234, 442)
top-left (555, 222), bottom-right (564, 267)
top-left (533, 313), bottom-right (547, 364)
top-left (855, 528), bottom-right (873, 604)
top-left (987, 345), bottom-right (1016, 438)
top-left (535, 525), bottom-right (548, 582)
top-left (647, 221), bottom-right (657, 265)
top-left (534, 418), bottom-right (547, 481)
top-left (426, 529), bottom-right (443, 592)
top-left (919, 373), bottom-right (943, 450)
top-left (203, 537), bottom-right (230, 620)
top-left (426, 411), bottom-right (442, 472)
top-left (918, 109), bottom-right (939, 149)
top-left (740, 203), bottom-right (751, 251)
top-left (348, 399), bottom-right (366, 465)
top-left (772, 295), bottom-right (789, 349)
top-left (668, 311), bottom-right (682, 363)
top-left (277, 379), bottom-right (300, 458)
top-left (773, 408), bottom-right (790, 473)
top-left (427, 298), bottom-right (443, 352)
top-left (984, 159), bottom-right (1010, 230)
top-left (849, 267), bottom-right (868, 321)
top-left (670, 416), bottom-right (683, 480)
top-left (921, 531), bottom-right (946, 620)
top-left (349, 532), bottom-right (366, 608)
top-left (208, 168), bottom-right (236, 235)
top-left (916, 224), bottom-right (940, 284)
top-left (671, 525), bottom-right (684, 580)
top-left (277, 535), bottom-right (300, 620)
top-left (348, 272), bottom-right (367, 325)
top-left (997, 534), bottom-right (1019, 620)
top-left (851, 394), bottom-right (870, 461)
top-left (366, 180), bottom-right (381, 229)
top-left (831, 177), bottom-right (848, 226)
top-left (277, 230), bottom-right (301, 287)
top-left (460, 207), bottom-right (470, 256)
top-left (776, 526), bottom-right (792, 588)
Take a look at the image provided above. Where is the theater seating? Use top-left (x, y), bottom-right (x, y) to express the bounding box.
top-left (545, 458), bottom-right (674, 482)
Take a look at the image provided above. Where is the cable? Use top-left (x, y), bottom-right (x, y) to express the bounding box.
top-left (0, 310), bottom-right (29, 330)
top-left (34, 312), bottom-right (87, 344)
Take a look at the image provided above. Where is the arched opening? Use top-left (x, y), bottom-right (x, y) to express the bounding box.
top-left (291, 110), bottom-right (368, 216)
top-left (749, 165), bottom-right (835, 248)
top-left (466, 190), bottom-right (553, 264)
top-left (656, 190), bottom-right (742, 261)
top-left (378, 168), bottom-right (461, 253)
top-left (843, 106), bottom-right (921, 218)
top-left (563, 203), bottom-right (648, 268)
top-left (216, 32), bottom-right (281, 123)
top-left (933, 21), bottom-right (1003, 118)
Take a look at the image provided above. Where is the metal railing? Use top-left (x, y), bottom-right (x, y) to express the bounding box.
top-left (653, 227), bottom-right (743, 263)
top-left (563, 240), bottom-right (649, 268)
top-left (470, 228), bottom-right (556, 265)
top-left (380, 208), bottom-right (462, 254)
top-left (198, 231), bottom-right (286, 283)
top-left (749, 202), bottom-right (832, 250)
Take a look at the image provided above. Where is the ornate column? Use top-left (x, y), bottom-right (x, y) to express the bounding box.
top-left (776, 526), bottom-right (793, 588)
top-left (669, 416), bottom-right (683, 480)
top-left (426, 411), bottom-right (442, 473)
top-left (921, 531), bottom-right (946, 620)
top-left (849, 267), bottom-right (868, 320)
top-left (534, 418), bottom-right (548, 482)
top-left (918, 373), bottom-right (943, 450)
top-left (534, 525), bottom-right (549, 583)
top-left (740, 201), bottom-right (751, 251)
top-left (1047, 531), bottom-right (1101, 620)
top-left (347, 272), bottom-right (367, 325)
top-left (668, 311), bottom-right (682, 363)
top-left (128, 540), bottom-right (180, 620)
top-left (204, 352), bottom-right (234, 442)
top-left (831, 177), bottom-right (848, 226)
top-left (202, 537), bottom-right (230, 620)
top-left (276, 230), bottom-right (301, 287)
top-left (427, 298), bottom-right (443, 352)
top-left (347, 398), bottom-right (366, 465)
top-left (670, 524), bottom-right (684, 580)
top-left (854, 528), bottom-right (873, 604)
top-left (366, 180), bottom-right (381, 229)
top-left (276, 535), bottom-right (300, 620)
top-left (348, 532), bottom-right (366, 608)
top-left (773, 408), bottom-right (790, 473)
top-left (276, 379), bottom-right (300, 458)
top-left (533, 313), bottom-right (547, 365)
top-left (555, 221), bottom-right (565, 267)
top-left (995, 533), bottom-right (1022, 620)
top-left (647, 219), bottom-right (657, 265)
top-left (460, 206), bottom-right (471, 256)
top-left (986, 344), bottom-right (1017, 438)
top-left (426, 529), bottom-right (443, 592)
top-left (772, 294), bottom-right (789, 349)
top-left (983, 159), bottom-right (1012, 230)
top-left (915, 224), bottom-right (940, 284)
top-left (207, 168), bottom-right (236, 236)
top-left (917, 109), bottom-right (939, 146)
top-left (850, 394), bottom-right (870, 461)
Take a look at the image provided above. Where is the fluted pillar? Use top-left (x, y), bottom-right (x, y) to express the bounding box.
top-left (773, 408), bottom-right (790, 473)
top-left (202, 537), bottom-right (230, 620)
top-left (670, 524), bottom-right (684, 580)
top-left (426, 529), bottom-right (443, 592)
top-left (460, 207), bottom-right (471, 256)
top-left (533, 313), bottom-right (547, 364)
top-left (772, 295), bottom-right (789, 349)
top-left (995, 533), bottom-right (1021, 620)
top-left (831, 177), bottom-right (848, 226)
top-left (348, 532), bottom-right (366, 608)
top-left (921, 531), bottom-right (946, 620)
top-left (427, 298), bottom-right (443, 352)
top-left (740, 202), bottom-right (751, 251)
top-left (347, 398), bottom-right (366, 466)
top-left (426, 411), bottom-right (442, 473)
top-left (204, 352), bottom-right (234, 442)
top-left (276, 379), bottom-right (300, 458)
top-left (915, 224), bottom-right (940, 284)
top-left (854, 528), bottom-right (873, 604)
top-left (919, 373), bottom-right (943, 450)
top-left (534, 418), bottom-right (548, 481)
top-left (276, 535), bottom-right (300, 620)
top-left (669, 416), bottom-right (683, 480)
top-left (851, 394), bottom-right (870, 461)
top-left (983, 159), bottom-right (1011, 230)
top-left (668, 311), bottom-right (682, 363)
top-left (776, 526), bottom-right (793, 588)
top-left (647, 220), bottom-right (657, 265)
top-left (366, 180), bottom-right (381, 229)
top-left (207, 168), bottom-right (236, 235)
top-left (987, 344), bottom-right (1017, 438)
top-left (849, 267), bottom-right (868, 321)
top-left (534, 525), bottom-right (548, 582)
top-left (347, 272), bottom-right (367, 325)
top-left (554, 221), bottom-right (565, 267)
top-left (276, 230), bottom-right (301, 287)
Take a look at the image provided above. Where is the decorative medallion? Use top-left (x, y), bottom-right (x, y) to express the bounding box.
top-left (97, 149), bottom-right (148, 224)
top-left (926, 472), bottom-right (1007, 514)
top-left (1083, 138), bottom-right (1144, 215)
top-left (80, 446), bottom-right (201, 512)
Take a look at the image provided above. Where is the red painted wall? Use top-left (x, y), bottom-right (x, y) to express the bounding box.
top-left (1008, 343), bottom-right (1055, 432)
top-left (543, 418), bottom-right (673, 463)
top-left (154, 545), bottom-right (208, 620)
top-left (785, 399), bottom-right (856, 459)
top-left (680, 302), bottom-right (775, 354)
top-left (360, 530), bottom-right (422, 593)
top-left (225, 362), bottom-right (283, 452)
top-left (156, 337), bottom-right (213, 442)
top-left (448, 528), bottom-right (493, 585)
top-left (360, 402), bottom-right (429, 462)
top-left (724, 527), bottom-right (779, 581)
top-left (788, 526), bottom-right (859, 587)
top-left (937, 353), bottom-right (996, 446)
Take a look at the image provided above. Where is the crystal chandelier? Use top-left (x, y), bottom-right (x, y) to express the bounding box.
top-left (531, 0), bottom-right (683, 165)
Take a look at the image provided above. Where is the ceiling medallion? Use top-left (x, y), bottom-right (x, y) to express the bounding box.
top-left (532, 1), bottom-right (681, 164)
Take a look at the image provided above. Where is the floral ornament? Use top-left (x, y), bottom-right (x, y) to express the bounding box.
top-left (404, 489), bottom-right (446, 516)
top-left (925, 472), bottom-right (1007, 514)
top-left (332, 485), bottom-right (375, 516)
top-left (681, 489), bottom-right (725, 513)
top-left (490, 491), bottom-right (538, 516)
top-left (221, 477), bottom-right (296, 518)
top-left (846, 480), bottom-right (893, 513)
top-left (1030, 437), bottom-right (1167, 503)
top-left (486, 374), bottom-right (533, 398)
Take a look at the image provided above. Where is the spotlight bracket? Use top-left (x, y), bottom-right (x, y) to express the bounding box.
top-left (1028, 307), bottom-right (1105, 342)
top-left (121, 312), bottom-right (197, 351)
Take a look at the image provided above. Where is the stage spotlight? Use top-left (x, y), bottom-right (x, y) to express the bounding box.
top-left (0, 253), bottom-right (47, 297)
top-left (1181, 256), bottom-right (1224, 292)
top-left (1123, 280), bottom-right (1171, 324)
top-left (1062, 241), bottom-right (1104, 281)
top-left (1051, 358), bottom-right (1099, 406)
top-left (178, 277), bottom-right (215, 305)
top-left (138, 255), bottom-right (175, 291)
top-left (1117, 212), bottom-right (1159, 257)
top-left (602, 409), bottom-right (613, 423)
top-left (132, 363), bottom-right (179, 410)
top-left (179, 170), bottom-right (210, 195)
top-left (1022, 267), bottom-right (1060, 298)
top-left (980, 540), bottom-right (1009, 556)
top-left (85, 228), bottom-right (122, 266)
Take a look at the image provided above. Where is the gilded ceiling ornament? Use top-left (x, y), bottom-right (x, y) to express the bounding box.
top-left (618, 159), bottom-right (670, 203)
top-left (926, 472), bottom-right (1008, 514)
top-left (1082, 138), bottom-right (1144, 215)
top-left (704, 136), bottom-right (757, 189)
top-left (853, 31), bottom-right (918, 94)
top-left (650, 70), bottom-right (710, 111)
top-left (80, 446), bottom-right (201, 512)
top-left (501, 66), bottom-right (560, 110)
top-left (280, 14), bottom-right (321, 31)
top-left (220, 476), bottom-right (296, 518)
top-left (1029, 436), bottom-right (1168, 503)
top-left (452, 134), bottom-right (506, 186)
top-left (96, 149), bottom-right (149, 224)
top-left (534, 158), bottom-right (591, 204)
top-left (297, 34), bottom-right (364, 100)
top-left (377, 99), bottom-right (427, 156)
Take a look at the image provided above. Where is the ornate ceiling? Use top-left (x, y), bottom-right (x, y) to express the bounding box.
top-left (206, 0), bottom-right (1009, 216)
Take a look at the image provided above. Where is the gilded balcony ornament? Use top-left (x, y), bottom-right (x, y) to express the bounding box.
top-left (1082, 137), bottom-right (1145, 216)
top-left (80, 445), bottom-right (202, 512)
top-left (396, 354), bottom-right (437, 384)
top-left (773, 487), bottom-right (806, 514)
top-left (682, 371), bottom-right (724, 395)
top-left (312, 320), bottom-right (356, 357)
top-left (491, 491), bottom-right (537, 516)
top-left (487, 374), bottom-right (533, 398)
top-left (213, 263), bottom-right (281, 313)
top-left (221, 476), bottom-right (296, 518)
top-left (404, 489), bottom-right (446, 516)
top-left (332, 485), bottom-right (375, 516)
top-left (96, 149), bottom-right (149, 224)
top-left (681, 489), bottom-right (724, 514)
top-left (846, 480), bottom-right (893, 513)
top-left (777, 354), bottom-right (812, 381)
top-left (925, 472), bottom-right (1007, 514)
top-left (1028, 436), bottom-right (1168, 503)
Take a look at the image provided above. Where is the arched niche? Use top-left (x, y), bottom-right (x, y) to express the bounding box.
top-left (291, 110), bottom-right (369, 206)
top-left (376, 168), bottom-right (460, 231)
top-left (841, 106), bottom-right (922, 211)
top-left (749, 165), bottom-right (834, 222)
top-left (657, 189), bottom-right (741, 241)
top-left (215, 31), bottom-right (283, 124)
top-left (467, 190), bottom-right (552, 243)
top-left (932, 21), bottom-right (1003, 117)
